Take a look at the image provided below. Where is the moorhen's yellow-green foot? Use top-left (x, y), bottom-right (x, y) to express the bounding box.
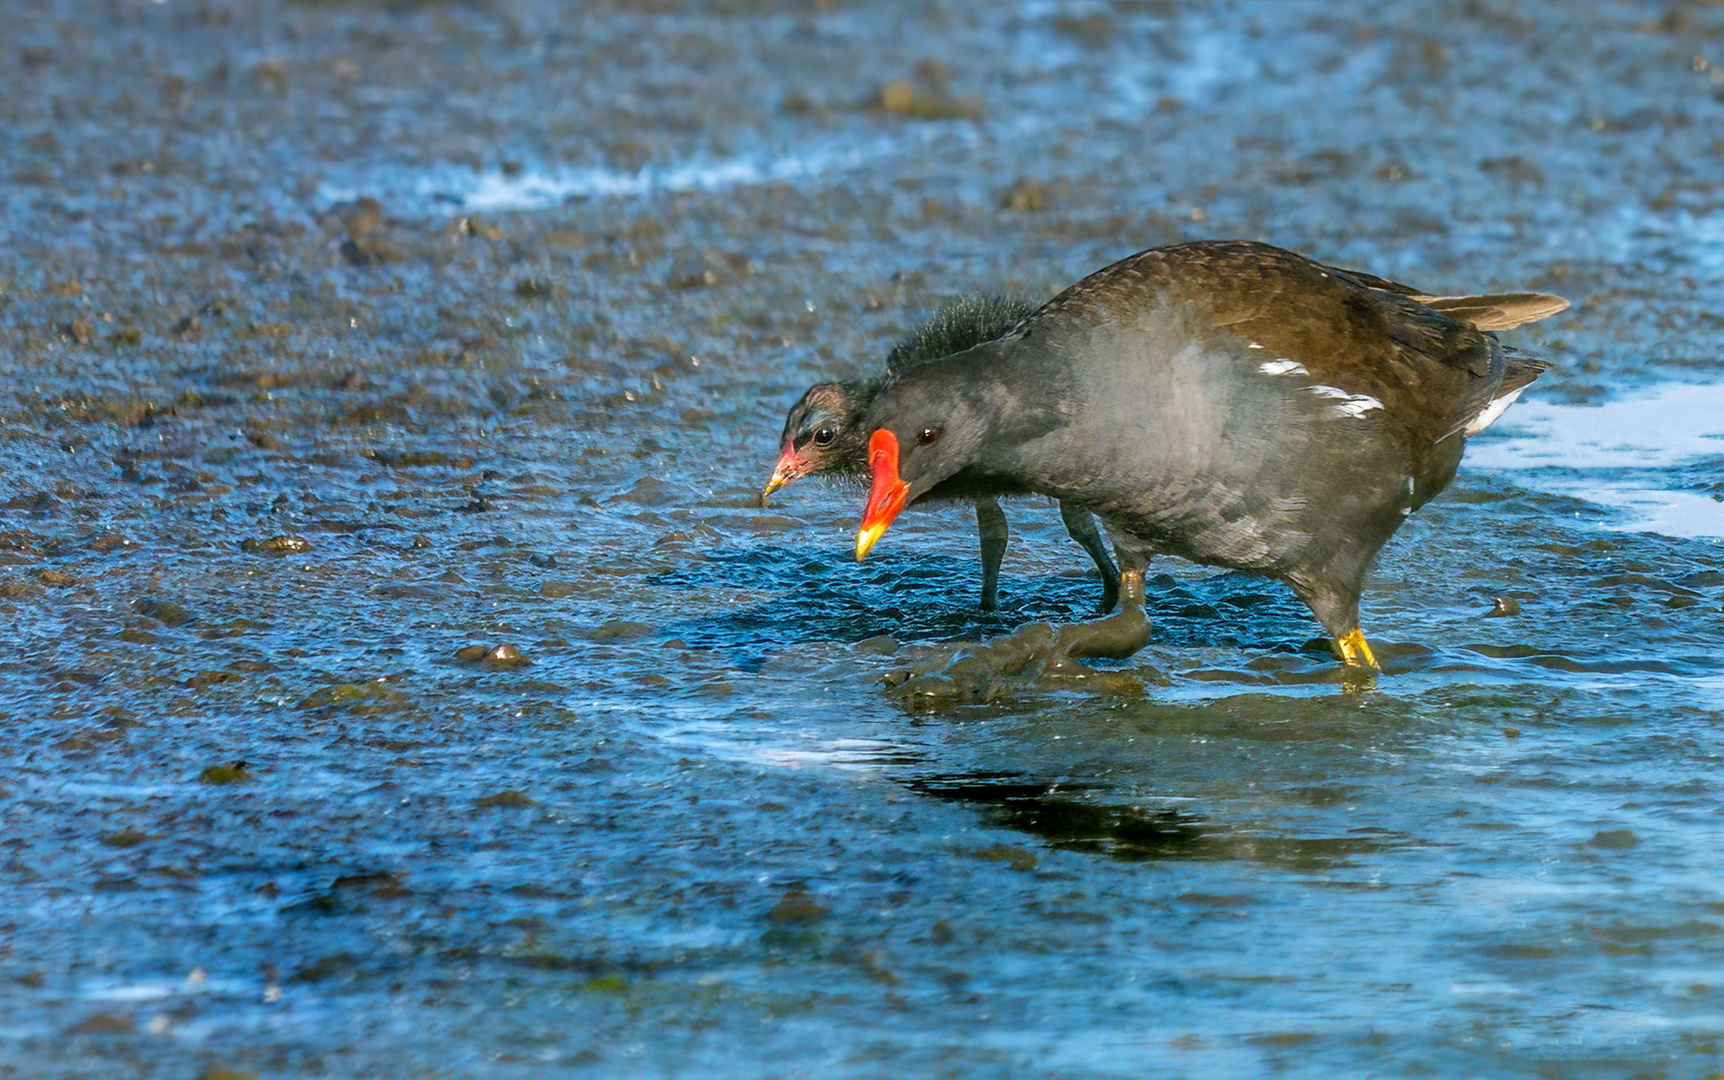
top-left (764, 292), bottom-right (1120, 612)
top-left (1334, 629), bottom-right (1379, 671)
top-left (851, 240), bottom-right (1566, 670)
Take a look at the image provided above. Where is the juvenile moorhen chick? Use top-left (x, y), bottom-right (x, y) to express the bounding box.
top-left (853, 240), bottom-right (1567, 669)
top-left (762, 292), bottom-right (1120, 612)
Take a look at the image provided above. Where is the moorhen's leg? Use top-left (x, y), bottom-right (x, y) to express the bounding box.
top-left (1057, 501), bottom-right (1120, 613)
top-left (975, 498), bottom-right (1008, 612)
top-left (1049, 557), bottom-right (1151, 660)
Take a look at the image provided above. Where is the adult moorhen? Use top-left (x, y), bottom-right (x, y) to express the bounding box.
top-left (762, 292), bottom-right (1121, 612)
top-left (853, 240), bottom-right (1567, 669)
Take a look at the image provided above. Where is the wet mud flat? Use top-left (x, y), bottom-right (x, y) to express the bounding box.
top-left (3, 1), bottom-right (1724, 1077)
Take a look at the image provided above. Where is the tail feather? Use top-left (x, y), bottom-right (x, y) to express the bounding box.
top-left (1497, 348), bottom-right (1550, 397)
top-left (1416, 292), bottom-right (1570, 331)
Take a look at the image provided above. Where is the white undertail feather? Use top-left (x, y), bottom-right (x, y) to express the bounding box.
top-left (1464, 386), bottom-right (1526, 436)
top-left (1259, 359), bottom-right (1309, 376)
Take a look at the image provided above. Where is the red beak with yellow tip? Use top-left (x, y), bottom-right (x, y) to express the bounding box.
top-left (855, 429), bottom-right (910, 560)
top-left (759, 443), bottom-right (805, 505)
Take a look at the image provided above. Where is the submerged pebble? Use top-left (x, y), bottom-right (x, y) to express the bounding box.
top-left (1589, 828), bottom-right (1640, 850)
top-left (240, 535), bottom-right (312, 556)
top-left (197, 761), bottom-right (251, 785)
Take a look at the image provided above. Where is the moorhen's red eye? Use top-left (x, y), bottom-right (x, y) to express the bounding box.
top-left (917, 427), bottom-right (941, 447)
top-left (813, 426), bottom-right (836, 446)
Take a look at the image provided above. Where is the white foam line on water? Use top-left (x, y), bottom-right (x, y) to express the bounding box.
top-left (1467, 382), bottom-right (1724, 539)
top-left (321, 133), bottom-right (926, 214)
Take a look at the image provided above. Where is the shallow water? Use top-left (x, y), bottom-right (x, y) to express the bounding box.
top-left (4, 1), bottom-right (1724, 1078)
top-left (1469, 382), bottom-right (1724, 538)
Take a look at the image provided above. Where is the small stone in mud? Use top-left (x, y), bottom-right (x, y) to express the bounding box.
top-left (199, 761), bottom-right (252, 785)
top-left (587, 620), bottom-right (652, 641)
top-left (513, 277), bottom-right (557, 298)
top-left (331, 871), bottom-right (410, 898)
top-left (243, 427), bottom-right (282, 451)
top-left (61, 319), bottom-right (94, 343)
top-left (295, 683), bottom-right (411, 714)
top-left (539, 581), bottom-right (576, 599)
top-left (1589, 828), bottom-right (1639, 850)
top-left (475, 789), bottom-right (535, 808)
top-left (666, 260), bottom-right (720, 291)
top-left (875, 70), bottom-right (982, 120)
top-left (290, 953), bottom-right (360, 984)
top-left (86, 532), bottom-right (131, 554)
top-left (240, 534), bottom-right (312, 556)
top-left (64, 1012), bottom-right (134, 1035)
top-left (454, 643), bottom-right (530, 667)
top-left (251, 58), bottom-right (288, 91)
top-left (340, 235), bottom-right (403, 267)
top-left (768, 888), bottom-right (828, 925)
top-left (133, 597), bottom-right (194, 627)
top-left (976, 844), bottom-right (1039, 871)
top-left (333, 196), bottom-right (383, 236)
top-left (528, 552), bottom-right (557, 569)
top-left (1487, 597), bottom-right (1522, 617)
top-left (1000, 178), bottom-right (1055, 212)
top-left (483, 644), bottom-right (530, 668)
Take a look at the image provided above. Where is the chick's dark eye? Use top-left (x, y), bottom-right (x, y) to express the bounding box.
top-left (917, 427), bottom-right (941, 447)
top-left (812, 426), bottom-right (835, 446)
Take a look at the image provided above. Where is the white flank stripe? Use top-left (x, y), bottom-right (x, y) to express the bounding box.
top-left (1309, 385), bottom-right (1384, 418)
top-left (1259, 359), bottom-right (1309, 376)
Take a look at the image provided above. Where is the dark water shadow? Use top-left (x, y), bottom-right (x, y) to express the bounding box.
top-left (908, 770), bottom-right (1212, 862)
top-left (906, 769), bottom-right (1410, 869)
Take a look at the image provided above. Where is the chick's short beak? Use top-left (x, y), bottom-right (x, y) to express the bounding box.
top-left (855, 429), bottom-right (910, 560)
top-left (759, 444), bottom-right (802, 504)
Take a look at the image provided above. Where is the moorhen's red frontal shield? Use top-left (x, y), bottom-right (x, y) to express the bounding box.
top-left (855, 429), bottom-right (909, 559)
